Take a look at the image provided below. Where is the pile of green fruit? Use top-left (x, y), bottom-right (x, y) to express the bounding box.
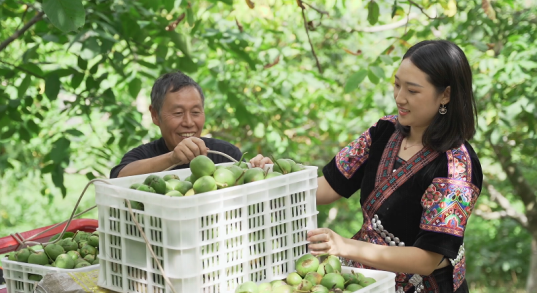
top-left (4, 230), bottom-right (99, 282)
top-left (126, 155), bottom-right (306, 210)
top-left (235, 254), bottom-right (376, 293)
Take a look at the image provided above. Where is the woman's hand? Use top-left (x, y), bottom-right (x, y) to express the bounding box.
top-left (307, 228), bottom-right (348, 257)
top-left (249, 154), bottom-right (273, 168)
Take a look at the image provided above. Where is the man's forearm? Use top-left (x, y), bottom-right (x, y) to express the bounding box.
top-left (117, 152), bottom-right (178, 178)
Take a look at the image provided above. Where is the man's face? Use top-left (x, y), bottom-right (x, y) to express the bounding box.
top-left (150, 86), bottom-right (205, 151)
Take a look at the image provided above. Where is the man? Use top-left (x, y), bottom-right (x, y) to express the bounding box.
top-left (110, 71), bottom-right (242, 178)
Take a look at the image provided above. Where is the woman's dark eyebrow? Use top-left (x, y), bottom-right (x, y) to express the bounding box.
top-left (395, 75), bottom-right (424, 87)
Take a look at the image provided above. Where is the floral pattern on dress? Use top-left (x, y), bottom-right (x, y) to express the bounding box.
top-left (336, 129), bottom-right (372, 179)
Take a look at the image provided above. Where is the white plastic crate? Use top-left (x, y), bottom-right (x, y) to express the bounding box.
top-left (94, 163), bottom-right (319, 293)
top-left (2, 258), bottom-right (99, 293)
top-left (341, 266), bottom-right (396, 293)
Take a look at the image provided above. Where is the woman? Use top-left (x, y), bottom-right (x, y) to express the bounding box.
top-left (251, 40), bottom-right (482, 293)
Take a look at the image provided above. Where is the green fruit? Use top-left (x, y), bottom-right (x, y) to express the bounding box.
top-left (7, 251), bottom-right (16, 261)
top-left (305, 272), bottom-right (323, 285)
top-left (78, 240), bottom-right (88, 250)
top-left (84, 254), bottom-right (95, 263)
top-left (60, 238), bottom-right (78, 252)
top-left (311, 285), bottom-right (329, 293)
top-left (74, 231), bottom-right (90, 243)
top-left (296, 279), bottom-right (313, 291)
top-left (144, 175), bottom-right (167, 194)
top-left (271, 285), bottom-right (293, 293)
top-left (92, 258), bottom-right (99, 265)
top-left (165, 179), bottom-right (182, 192)
top-left (28, 252), bottom-right (50, 265)
top-left (286, 272), bottom-right (302, 286)
top-left (317, 263), bottom-right (334, 276)
top-left (185, 173), bottom-right (199, 184)
top-left (323, 255), bottom-right (342, 273)
top-left (284, 159), bottom-right (297, 170)
top-left (28, 274), bottom-right (43, 282)
top-left (292, 163), bottom-right (305, 173)
top-left (235, 281), bottom-right (258, 293)
top-left (213, 168), bottom-right (236, 189)
top-left (190, 155), bottom-right (216, 178)
top-left (243, 168), bottom-right (265, 183)
top-left (163, 174), bottom-right (180, 181)
top-left (67, 250), bottom-right (81, 261)
top-left (296, 254), bottom-right (320, 277)
top-left (184, 188), bottom-right (195, 196)
top-left (176, 181), bottom-right (193, 194)
top-left (273, 159), bottom-right (291, 174)
top-left (55, 254), bottom-right (75, 269)
top-left (321, 273), bottom-right (345, 290)
top-left (50, 232), bottom-right (75, 242)
top-left (80, 244), bottom-right (96, 258)
top-left (346, 283), bottom-right (364, 291)
top-left (136, 184), bottom-right (156, 193)
top-left (166, 190), bottom-right (183, 197)
top-left (15, 248), bottom-right (31, 263)
top-left (270, 280), bottom-right (287, 288)
top-left (359, 277), bottom-right (376, 287)
top-left (129, 183), bottom-right (142, 189)
top-left (234, 161), bottom-right (249, 169)
top-left (258, 283), bottom-right (271, 293)
top-left (75, 261), bottom-right (92, 268)
top-left (265, 171), bottom-right (282, 179)
top-left (44, 244), bottom-right (65, 261)
top-left (88, 235), bottom-right (99, 248)
top-left (75, 258), bottom-right (89, 265)
top-left (193, 176), bottom-right (217, 194)
top-left (128, 200), bottom-right (145, 211)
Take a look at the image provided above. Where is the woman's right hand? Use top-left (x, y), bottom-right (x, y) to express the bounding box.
top-left (249, 154), bottom-right (273, 168)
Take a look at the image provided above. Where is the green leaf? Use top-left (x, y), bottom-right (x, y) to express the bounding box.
top-left (369, 66), bottom-right (385, 79)
top-left (66, 129), bottom-right (84, 136)
top-left (186, 6), bottom-right (195, 27)
top-left (51, 164), bottom-right (67, 197)
top-left (42, 0), bottom-right (86, 33)
top-left (368, 69), bottom-right (380, 84)
top-left (344, 69), bottom-right (368, 93)
top-left (78, 56), bottom-right (88, 70)
top-left (17, 75), bottom-right (32, 99)
top-left (50, 137), bottom-right (70, 163)
top-left (19, 63), bottom-right (43, 77)
top-left (380, 55), bottom-right (393, 64)
top-left (170, 31), bottom-right (191, 58)
top-left (41, 164), bottom-right (55, 174)
top-left (367, 1), bottom-right (380, 25)
top-left (176, 56), bottom-right (198, 73)
top-left (22, 44), bottom-right (39, 63)
top-left (128, 78), bottom-right (142, 98)
top-left (45, 74), bottom-right (60, 100)
top-left (27, 120), bottom-right (40, 134)
top-left (19, 127), bottom-right (31, 142)
top-left (71, 72), bottom-right (84, 89)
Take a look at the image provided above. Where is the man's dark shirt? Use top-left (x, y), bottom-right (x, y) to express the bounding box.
top-left (110, 137), bottom-right (242, 178)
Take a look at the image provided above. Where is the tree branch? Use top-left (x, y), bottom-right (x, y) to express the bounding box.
top-left (300, 7), bottom-right (322, 73)
top-left (302, 1), bottom-right (329, 16)
top-left (0, 11), bottom-right (45, 53)
top-left (406, 0), bottom-right (444, 20)
top-left (481, 180), bottom-right (529, 228)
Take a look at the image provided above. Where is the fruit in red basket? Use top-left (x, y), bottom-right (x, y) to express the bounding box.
top-left (44, 243), bottom-right (65, 261)
top-left (191, 155), bottom-right (216, 178)
top-left (323, 255), bottom-right (342, 273)
top-left (360, 276), bottom-right (376, 286)
top-left (317, 263), bottom-right (334, 276)
top-left (28, 251), bottom-right (49, 265)
top-left (28, 274), bottom-right (43, 282)
top-left (286, 272), bottom-right (302, 286)
top-left (346, 283), bottom-right (364, 291)
top-left (234, 281), bottom-right (258, 293)
top-left (296, 254), bottom-right (320, 277)
top-left (55, 254), bottom-right (75, 269)
top-left (311, 285), bottom-right (330, 293)
top-left (305, 272), bottom-right (323, 285)
top-left (130, 183), bottom-right (142, 189)
top-left (163, 174), bottom-right (180, 181)
top-left (80, 244), bottom-right (96, 258)
top-left (243, 168), bottom-right (265, 183)
top-left (15, 248), bottom-right (31, 262)
top-left (271, 284), bottom-right (293, 293)
top-left (193, 176), bottom-right (217, 194)
top-left (67, 250), bottom-right (81, 261)
top-left (321, 273), bottom-right (345, 290)
top-left (75, 261), bottom-right (92, 268)
top-left (88, 235), bottom-right (99, 248)
top-left (213, 168), bottom-right (236, 189)
top-left (166, 190), bottom-right (183, 197)
top-left (145, 176), bottom-right (167, 194)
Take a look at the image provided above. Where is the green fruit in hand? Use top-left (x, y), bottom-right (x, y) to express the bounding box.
top-left (235, 281), bottom-right (258, 293)
top-left (296, 253), bottom-right (320, 277)
top-left (193, 176), bottom-right (217, 194)
top-left (15, 248), bottom-right (31, 263)
top-left (321, 273), bottom-right (345, 290)
top-left (67, 250), bottom-right (81, 261)
top-left (190, 155), bottom-right (216, 178)
top-left (80, 244), bottom-right (96, 258)
top-left (317, 263), bottom-right (334, 276)
top-left (28, 274), bottom-right (43, 282)
top-left (346, 284), bottom-right (364, 291)
top-left (213, 168), bottom-right (236, 189)
top-left (323, 255), bottom-right (342, 273)
top-left (28, 252), bottom-right (49, 265)
top-left (273, 159), bottom-right (291, 174)
top-left (243, 168), bottom-right (265, 183)
top-left (265, 171), bottom-right (282, 179)
top-left (129, 183), bottom-right (142, 190)
top-left (305, 272), bottom-right (323, 285)
top-left (311, 285), bottom-right (329, 293)
top-left (44, 243), bottom-right (65, 261)
top-left (360, 277), bottom-right (376, 286)
top-left (55, 254), bottom-right (75, 269)
top-left (163, 174), bottom-right (180, 181)
top-left (166, 190), bottom-right (183, 197)
top-left (75, 261), bottom-right (92, 268)
top-left (144, 175), bottom-right (167, 194)
top-left (286, 272), bottom-right (302, 286)
top-left (88, 235), bottom-right (99, 248)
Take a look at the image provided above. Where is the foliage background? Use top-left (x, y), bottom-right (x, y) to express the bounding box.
top-left (1, 0), bottom-right (536, 291)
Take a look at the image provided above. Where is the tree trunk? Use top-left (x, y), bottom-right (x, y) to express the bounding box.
top-left (527, 237), bottom-right (537, 292)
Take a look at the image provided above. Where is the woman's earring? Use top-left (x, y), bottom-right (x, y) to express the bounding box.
top-left (439, 104), bottom-right (447, 115)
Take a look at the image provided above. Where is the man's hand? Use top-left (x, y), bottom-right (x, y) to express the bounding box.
top-left (307, 228), bottom-right (348, 257)
top-left (249, 154), bottom-right (273, 168)
top-left (170, 137), bottom-right (209, 166)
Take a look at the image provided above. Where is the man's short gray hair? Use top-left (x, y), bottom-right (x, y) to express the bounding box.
top-left (150, 71), bottom-right (205, 115)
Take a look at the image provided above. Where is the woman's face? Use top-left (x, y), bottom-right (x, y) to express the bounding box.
top-left (394, 58), bottom-right (450, 129)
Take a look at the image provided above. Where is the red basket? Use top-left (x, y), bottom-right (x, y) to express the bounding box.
top-left (0, 219), bottom-right (98, 293)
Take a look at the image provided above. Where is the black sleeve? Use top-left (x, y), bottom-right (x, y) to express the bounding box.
top-left (109, 144), bottom-right (156, 179)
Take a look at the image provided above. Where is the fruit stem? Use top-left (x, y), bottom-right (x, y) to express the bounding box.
top-left (234, 170), bottom-right (246, 185)
top-left (216, 182), bottom-right (228, 189)
top-left (269, 155), bottom-right (285, 174)
top-left (235, 151), bottom-right (248, 166)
